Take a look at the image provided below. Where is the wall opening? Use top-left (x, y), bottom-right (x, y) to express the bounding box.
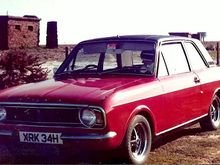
top-left (15, 25), bottom-right (21, 31)
top-left (28, 25), bottom-right (33, 31)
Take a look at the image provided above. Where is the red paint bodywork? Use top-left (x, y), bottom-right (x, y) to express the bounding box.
top-left (0, 35), bottom-right (220, 151)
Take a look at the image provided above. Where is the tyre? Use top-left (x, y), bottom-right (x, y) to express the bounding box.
top-left (200, 95), bottom-right (220, 130)
top-left (123, 115), bottom-right (152, 164)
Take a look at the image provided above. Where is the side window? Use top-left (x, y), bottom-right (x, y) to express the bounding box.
top-left (184, 42), bottom-right (207, 70)
top-left (158, 54), bottom-right (168, 77)
top-left (103, 53), bottom-right (117, 70)
top-left (161, 43), bottom-right (190, 75)
top-left (194, 40), bottom-right (215, 65)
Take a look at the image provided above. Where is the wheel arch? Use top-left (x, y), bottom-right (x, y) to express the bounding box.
top-left (214, 88), bottom-right (220, 99)
top-left (210, 88), bottom-right (220, 112)
top-left (125, 105), bottom-right (156, 137)
top-left (200, 87), bottom-right (220, 130)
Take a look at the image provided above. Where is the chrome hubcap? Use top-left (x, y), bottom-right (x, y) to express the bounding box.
top-left (211, 97), bottom-right (220, 127)
top-left (130, 123), bottom-right (147, 160)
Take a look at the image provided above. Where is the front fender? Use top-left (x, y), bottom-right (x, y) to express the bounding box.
top-left (124, 105), bottom-right (156, 136)
top-left (105, 103), bottom-right (157, 148)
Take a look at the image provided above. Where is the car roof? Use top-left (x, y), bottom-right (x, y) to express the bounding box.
top-left (79, 35), bottom-right (193, 44)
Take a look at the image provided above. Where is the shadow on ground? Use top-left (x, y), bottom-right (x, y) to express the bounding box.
top-left (152, 125), bottom-right (204, 150)
top-left (0, 143), bottom-right (123, 164)
top-left (0, 125), bottom-right (213, 164)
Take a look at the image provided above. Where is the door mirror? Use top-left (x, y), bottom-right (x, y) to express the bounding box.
top-left (53, 67), bottom-right (58, 74)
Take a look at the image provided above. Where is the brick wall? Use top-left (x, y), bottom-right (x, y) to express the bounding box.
top-left (8, 18), bottom-right (40, 48)
top-left (0, 16), bottom-right (40, 50)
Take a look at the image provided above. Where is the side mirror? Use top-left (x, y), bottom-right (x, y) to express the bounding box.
top-left (53, 67), bottom-right (58, 74)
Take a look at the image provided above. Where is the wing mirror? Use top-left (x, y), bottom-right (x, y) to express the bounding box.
top-left (53, 67), bottom-right (58, 74)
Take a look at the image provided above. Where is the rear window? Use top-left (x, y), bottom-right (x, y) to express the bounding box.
top-left (184, 42), bottom-right (207, 70)
top-left (194, 40), bottom-right (215, 65)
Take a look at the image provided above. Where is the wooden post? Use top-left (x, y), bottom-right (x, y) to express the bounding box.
top-left (217, 42), bottom-right (219, 65)
top-left (65, 47), bottom-right (68, 58)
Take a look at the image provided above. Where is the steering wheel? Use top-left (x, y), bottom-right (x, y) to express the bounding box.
top-left (84, 64), bottom-right (98, 70)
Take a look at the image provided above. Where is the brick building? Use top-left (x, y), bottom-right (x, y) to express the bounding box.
top-left (0, 15), bottom-right (41, 50)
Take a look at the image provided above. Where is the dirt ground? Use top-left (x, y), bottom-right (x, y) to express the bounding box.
top-left (0, 124), bottom-right (219, 164)
top-left (147, 124), bottom-right (220, 164)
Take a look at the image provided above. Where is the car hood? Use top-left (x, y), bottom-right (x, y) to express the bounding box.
top-left (0, 76), bottom-right (150, 104)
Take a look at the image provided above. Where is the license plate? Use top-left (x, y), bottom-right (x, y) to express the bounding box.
top-left (19, 131), bottom-right (63, 144)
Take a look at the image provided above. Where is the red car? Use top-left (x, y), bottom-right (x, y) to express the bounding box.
top-left (0, 35), bottom-right (219, 164)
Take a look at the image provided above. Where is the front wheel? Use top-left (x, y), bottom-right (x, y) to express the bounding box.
top-left (200, 95), bottom-right (220, 130)
top-left (122, 115), bottom-right (152, 164)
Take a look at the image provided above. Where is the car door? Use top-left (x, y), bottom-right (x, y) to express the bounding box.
top-left (183, 41), bottom-right (218, 118)
top-left (156, 42), bottom-right (202, 133)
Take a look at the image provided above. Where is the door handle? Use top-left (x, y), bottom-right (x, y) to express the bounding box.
top-left (194, 77), bottom-right (200, 83)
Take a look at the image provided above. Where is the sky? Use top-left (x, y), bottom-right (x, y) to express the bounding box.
top-left (1, 0), bottom-right (220, 44)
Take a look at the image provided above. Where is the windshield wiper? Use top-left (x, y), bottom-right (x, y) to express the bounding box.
top-left (100, 68), bottom-right (153, 76)
top-left (55, 69), bottom-right (100, 77)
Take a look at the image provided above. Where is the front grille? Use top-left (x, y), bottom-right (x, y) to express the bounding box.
top-left (0, 102), bottom-right (105, 128)
top-left (6, 107), bottom-right (80, 125)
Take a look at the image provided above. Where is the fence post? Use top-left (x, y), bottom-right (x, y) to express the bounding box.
top-left (65, 47), bottom-right (68, 59)
top-left (217, 42), bottom-right (219, 65)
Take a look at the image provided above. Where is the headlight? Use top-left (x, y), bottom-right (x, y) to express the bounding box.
top-left (79, 109), bottom-right (97, 128)
top-left (0, 107), bottom-right (6, 121)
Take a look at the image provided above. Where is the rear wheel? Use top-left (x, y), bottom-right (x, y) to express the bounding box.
top-left (200, 95), bottom-right (220, 130)
top-left (122, 115), bottom-right (152, 164)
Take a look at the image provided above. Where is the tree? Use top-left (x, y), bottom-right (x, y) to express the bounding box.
top-left (0, 49), bottom-right (49, 89)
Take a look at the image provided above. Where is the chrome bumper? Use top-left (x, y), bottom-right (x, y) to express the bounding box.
top-left (62, 131), bottom-right (117, 140)
top-left (0, 130), bottom-right (13, 136)
top-left (0, 130), bottom-right (117, 140)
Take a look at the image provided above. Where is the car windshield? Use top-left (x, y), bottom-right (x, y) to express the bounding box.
top-left (56, 41), bottom-right (156, 76)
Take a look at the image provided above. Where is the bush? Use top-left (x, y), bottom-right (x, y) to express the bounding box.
top-left (0, 49), bottom-right (49, 89)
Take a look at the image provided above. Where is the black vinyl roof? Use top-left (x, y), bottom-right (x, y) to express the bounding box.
top-left (79, 35), bottom-right (187, 44)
